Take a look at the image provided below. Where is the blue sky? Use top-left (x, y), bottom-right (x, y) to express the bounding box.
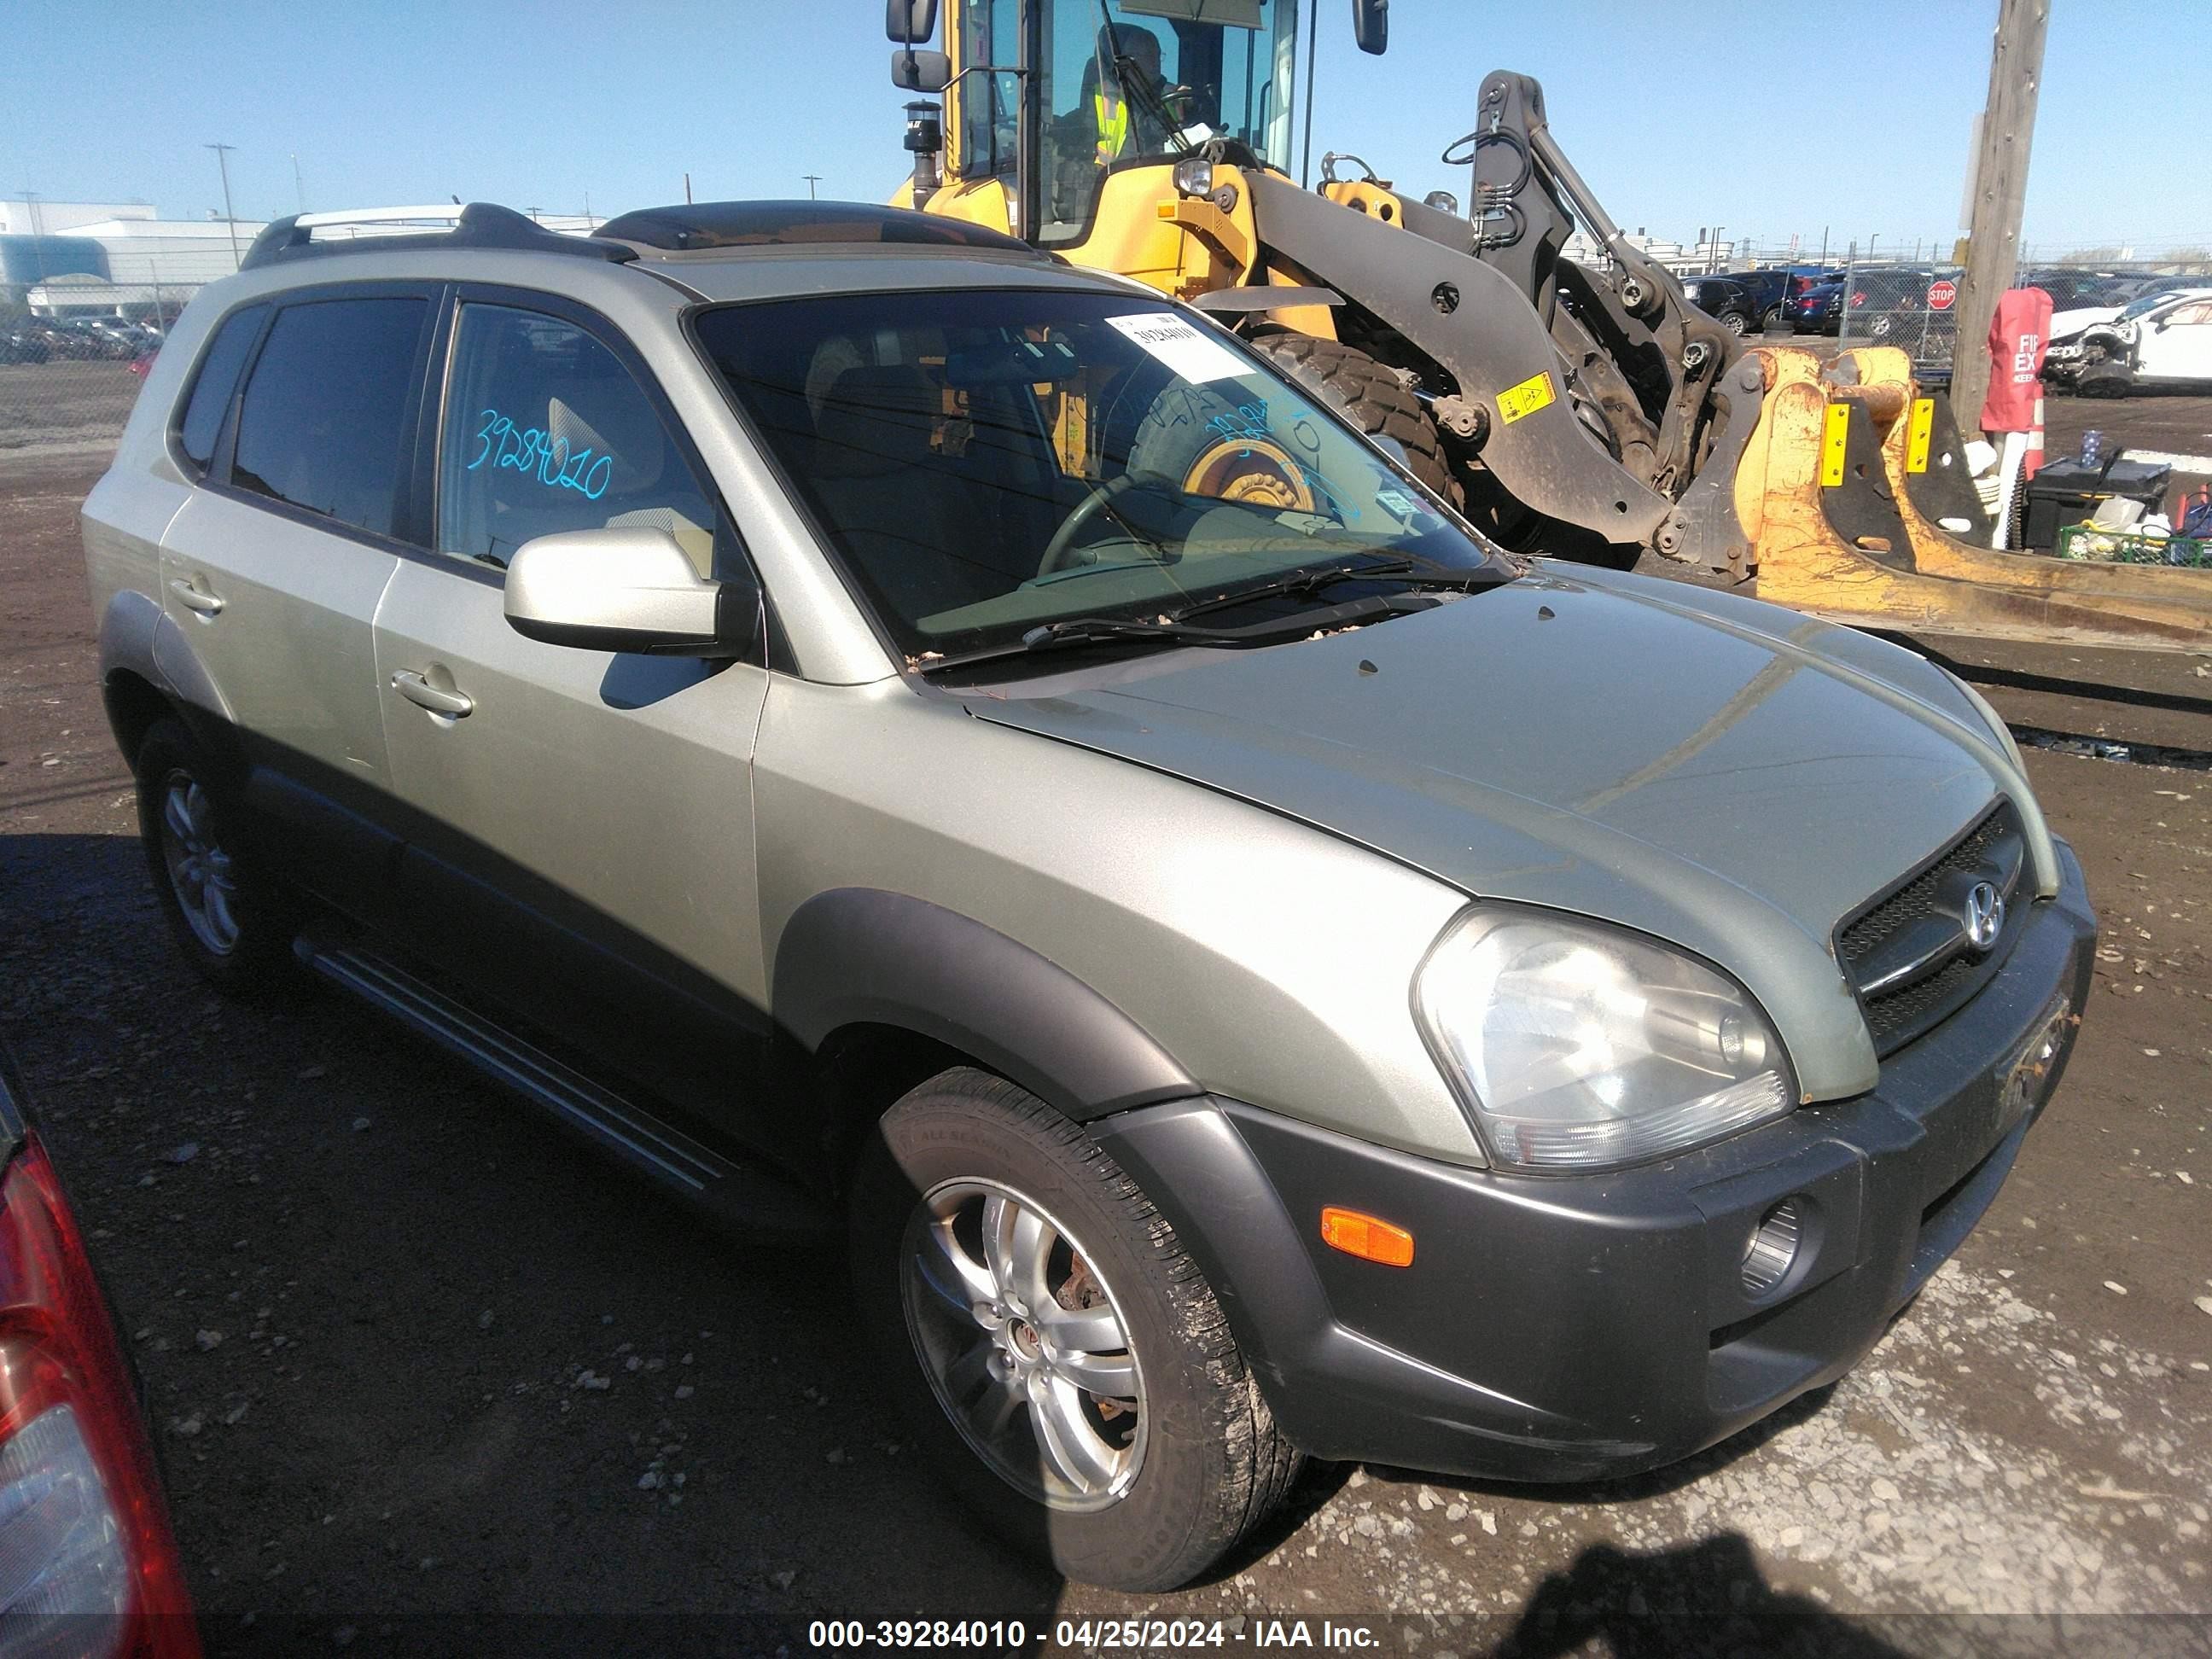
top-left (3, 0), bottom-right (2204, 258)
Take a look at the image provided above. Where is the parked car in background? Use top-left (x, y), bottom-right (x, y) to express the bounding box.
top-left (1680, 274), bottom-right (1760, 334)
top-left (1727, 267), bottom-right (1838, 329)
top-left (2018, 268), bottom-right (2133, 312)
top-left (2046, 288), bottom-right (2212, 395)
top-left (0, 326), bottom-right (52, 364)
top-left (1787, 280), bottom-right (1843, 335)
top-left (54, 319), bottom-right (140, 361)
top-left (81, 198), bottom-right (2095, 1592)
top-left (2048, 276), bottom-right (2212, 341)
top-left (0, 1044), bottom-right (198, 1649)
top-left (1841, 270), bottom-right (1949, 343)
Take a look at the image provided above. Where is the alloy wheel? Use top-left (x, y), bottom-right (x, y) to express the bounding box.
top-left (901, 1179), bottom-right (1147, 1511)
top-left (157, 772), bottom-right (239, 956)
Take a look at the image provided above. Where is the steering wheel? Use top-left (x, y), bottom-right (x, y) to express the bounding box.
top-left (1038, 472), bottom-right (1146, 577)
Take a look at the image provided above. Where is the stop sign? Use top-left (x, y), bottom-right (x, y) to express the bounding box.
top-left (1928, 279), bottom-right (1958, 311)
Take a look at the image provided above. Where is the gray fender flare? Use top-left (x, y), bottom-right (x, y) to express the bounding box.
top-left (771, 889), bottom-right (1197, 1120)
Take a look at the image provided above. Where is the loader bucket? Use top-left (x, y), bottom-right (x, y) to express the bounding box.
top-left (1738, 346), bottom-right (2212, 653)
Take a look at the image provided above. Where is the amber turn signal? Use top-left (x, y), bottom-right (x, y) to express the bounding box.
top-left (1319, 1206), bottom-right (1414, 1267)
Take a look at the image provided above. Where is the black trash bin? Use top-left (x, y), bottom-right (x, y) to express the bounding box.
top-left (2023, 457), bottom-right (2173, 549)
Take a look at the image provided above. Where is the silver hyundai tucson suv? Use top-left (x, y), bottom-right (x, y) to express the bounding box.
top-left (82, 200), bottom-right (2095, 1592)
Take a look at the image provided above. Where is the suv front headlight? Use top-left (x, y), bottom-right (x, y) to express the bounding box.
top-left (1413, 908), bottom-right (1796, 1172)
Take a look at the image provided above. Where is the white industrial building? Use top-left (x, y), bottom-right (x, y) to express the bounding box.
top-left (4, 198), bottom-right (266, 318)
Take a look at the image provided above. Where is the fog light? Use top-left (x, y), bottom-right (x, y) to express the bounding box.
top-left (1172, 156), bottom-right (1214, 198)
top-left (1741, 1199), bottom-right (1803, 1296)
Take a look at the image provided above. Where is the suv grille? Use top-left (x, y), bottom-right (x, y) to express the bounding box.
top-left (1837, 802), bottom-right (2029, 1055)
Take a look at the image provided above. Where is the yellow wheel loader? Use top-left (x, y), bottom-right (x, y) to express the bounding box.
top-left (883, 0), bottom-right (2212, 648)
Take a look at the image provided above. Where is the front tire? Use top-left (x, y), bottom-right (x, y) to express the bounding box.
top-left (851, 1069), bottom-right (1300, 1592)
top-left (1248, 334), bottom-right (1458, 504)
top-left (135, 717), bottom-right (295, 993)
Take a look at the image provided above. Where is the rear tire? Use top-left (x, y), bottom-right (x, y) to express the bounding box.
top-left (1721, 311), bottom-right (1748, 336)
top-left (1245, 334), bottom-right (1459, 504)
top-left (135, 718), bottom-right (296, 995)
top-left (850, 1068), bottom-right (1301, 1592)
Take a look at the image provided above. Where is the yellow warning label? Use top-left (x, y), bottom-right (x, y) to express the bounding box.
top-left (1497, 371), bottom-right (1555, 426)
top-left (1819, 401), bottom-right (1851, 488)
top-left (1906, 397), bottom-right (1935, 474)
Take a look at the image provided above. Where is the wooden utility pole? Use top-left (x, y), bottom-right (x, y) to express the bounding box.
top-left (1951, 0), bottom-right (2048, 434)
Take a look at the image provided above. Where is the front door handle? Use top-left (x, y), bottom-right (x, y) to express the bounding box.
top-left (391, 669), bottom-right (475, 718)
top-left (168, 578), bottom-right (225, 615)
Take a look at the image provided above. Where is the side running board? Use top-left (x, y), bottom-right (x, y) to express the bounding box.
top-left (295, 934), bottom-right (831, 1238)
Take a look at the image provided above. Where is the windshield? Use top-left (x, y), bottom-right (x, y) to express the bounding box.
top-left (2117, 289), bottom-right (2199, 322)
top-left (1019, 0), bottom-right (1301, 244)
top-left (695, 288), bottom-right (1507, 667)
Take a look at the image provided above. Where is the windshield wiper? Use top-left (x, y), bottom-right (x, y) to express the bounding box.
top-left (1094, 0), bottom-right (1196, 160)
top-left (912, 593), bottom-right (1412, 677)
top-left (1167, 556), bottom-right (1505, 621)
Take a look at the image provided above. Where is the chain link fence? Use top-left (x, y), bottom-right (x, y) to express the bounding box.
top-left (2, 326), bottom-right (168, 457)
top-left (3, 252), bottom-right (215, 456)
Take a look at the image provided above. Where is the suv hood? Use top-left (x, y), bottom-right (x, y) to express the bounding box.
top-left (969, 568), bottom-right (2043, 1099)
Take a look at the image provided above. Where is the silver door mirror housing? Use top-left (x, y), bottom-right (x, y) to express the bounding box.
top-left (504, 527), bottom-right (745, 657)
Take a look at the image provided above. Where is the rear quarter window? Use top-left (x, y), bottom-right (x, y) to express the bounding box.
top-left (231, 296), bottom-right (428, 538)
top-left (173, 304), bottom-right (267, 472)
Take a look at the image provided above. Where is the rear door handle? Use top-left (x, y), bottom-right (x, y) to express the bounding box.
top-left (390, 669), bottom-right (475, 718)
top-left (168, 578), bottom-right (224, 615)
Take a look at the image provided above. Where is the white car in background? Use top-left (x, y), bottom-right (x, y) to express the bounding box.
top-left (2045, 277), bottom-right (2212, 340)
top-left (2046, 287), bottom-right (2212, 394)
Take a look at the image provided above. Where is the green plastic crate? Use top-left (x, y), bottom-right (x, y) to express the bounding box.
top-left (2054, 523), bottom-right (2212, 568)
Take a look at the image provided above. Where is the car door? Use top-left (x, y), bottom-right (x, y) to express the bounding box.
top-left (370, 288), bottom-right (777, 1139)
top-left (156, 286), bottom-right (439, 915)
top-left (2143, 300), bottom-right (2212, 381)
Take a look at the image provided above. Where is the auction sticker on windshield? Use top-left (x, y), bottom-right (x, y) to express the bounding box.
top-left (1107, 312), bottom-right (1249, 384)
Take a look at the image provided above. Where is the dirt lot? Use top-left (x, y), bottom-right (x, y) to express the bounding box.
top-left (4, 422), bottom-right (2211, 1654)
top-left (0, 360), bottom-right (146, 451)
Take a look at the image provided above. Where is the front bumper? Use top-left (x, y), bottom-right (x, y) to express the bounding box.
top-left (1094, 839), bottom-right (2095, 1484)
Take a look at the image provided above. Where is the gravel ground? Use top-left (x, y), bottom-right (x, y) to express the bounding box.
top-left (4, 425), bottom-right (2212, 1655)
top-left (0, 359), bottom-right (146, 451)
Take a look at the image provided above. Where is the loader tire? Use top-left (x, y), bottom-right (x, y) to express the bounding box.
top-left (1246, 335), bottom-right (1459, 506)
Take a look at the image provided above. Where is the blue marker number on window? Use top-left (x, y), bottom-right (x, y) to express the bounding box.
top-left (467, 407), bottom-right (614, 501)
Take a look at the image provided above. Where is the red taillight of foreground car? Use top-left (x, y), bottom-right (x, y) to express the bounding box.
top-left (0, 1132), bottom-right (197, 1657)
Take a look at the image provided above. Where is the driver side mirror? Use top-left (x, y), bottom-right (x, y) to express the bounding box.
top-left (504, 527), bottom-right (752, 658)
top-left (1353, 0), bottom-right (1388, 55)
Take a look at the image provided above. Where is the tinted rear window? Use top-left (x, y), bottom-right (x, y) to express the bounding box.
top-left (175, 305), bottom-right (267, 470)
top-left (232, 297), bottom-right (426, 538)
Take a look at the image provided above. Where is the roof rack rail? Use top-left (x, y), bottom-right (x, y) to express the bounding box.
top-left (240, 202), bottom-right (636, 272)
top-left (593, 200), bottom-right (1042, 257)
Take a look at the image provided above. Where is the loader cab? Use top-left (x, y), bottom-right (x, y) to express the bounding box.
top-left (901, 0), bottom-right (1309, 254)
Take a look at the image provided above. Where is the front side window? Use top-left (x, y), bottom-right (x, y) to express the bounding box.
top-left (1035, 0), bottom-right (1299, 243)
top-left (231, 297), bottom-right (426, 537)
top-left (953, 0), bottom-right (1023, 182)
top-left (175, 303), bottom-right (266, 471)
top-left (437, 304), bottom-right (717, 573)
top-left (696, 288), bottom-right (1506, 667)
